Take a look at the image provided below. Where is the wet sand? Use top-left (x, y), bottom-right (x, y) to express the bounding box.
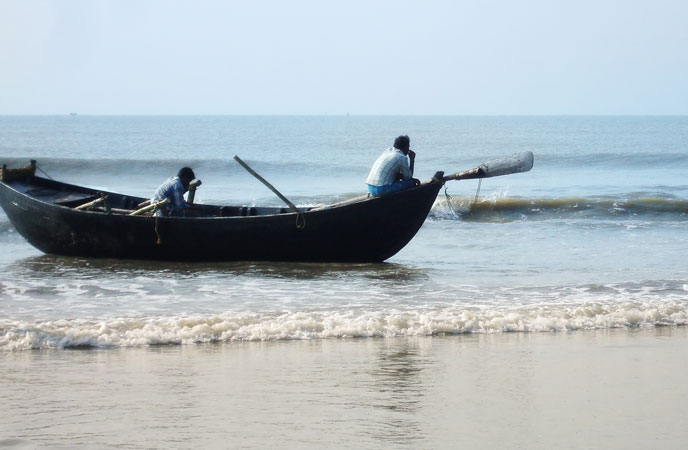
top-left (1, 327), bottom-right (687, 449)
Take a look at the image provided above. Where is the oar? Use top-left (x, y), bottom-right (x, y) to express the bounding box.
top-left (441, 151), bottom-right (534, 182)
top-left (233, 155), bottom-right (301, 214)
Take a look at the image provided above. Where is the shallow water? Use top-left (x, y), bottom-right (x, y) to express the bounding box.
top-left (1, 116), bottom-right (687, 348)
top-left (1, 116), bottom-right (687, 447)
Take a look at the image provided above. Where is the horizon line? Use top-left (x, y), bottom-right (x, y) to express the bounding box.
top-left (2, 113), bottom-right (688, 117)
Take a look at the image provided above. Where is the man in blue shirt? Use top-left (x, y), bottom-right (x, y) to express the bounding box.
top-left (152, 167), bottom-right (196, 216)
top-left (365, 135), bottom-right (419, 196)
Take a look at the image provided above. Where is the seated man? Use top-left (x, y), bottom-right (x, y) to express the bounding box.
top-left (365, 135), bottom-right (419, 196)
top-left (152, 167), bottom-right (196, 216)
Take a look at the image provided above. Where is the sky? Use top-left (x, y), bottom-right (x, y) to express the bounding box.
top-left (1, 0), bottom-right (687, 115)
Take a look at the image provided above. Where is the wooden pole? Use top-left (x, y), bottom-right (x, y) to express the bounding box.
top-left (441, 151), bottom-right (534, 182)
top-left (129, 198), bottom-right (168, 216)
top-left (233, 155), bottom-right (300, 214)
top-left (75, 194), bottom-right (108, 210)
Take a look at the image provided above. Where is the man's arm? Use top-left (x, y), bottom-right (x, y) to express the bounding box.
top-left (170, 182), bottom-right (189, 209)
top-left (408, 150), bottom-right (415, 175)
top-left (397, 154), bottom-right (413, 180)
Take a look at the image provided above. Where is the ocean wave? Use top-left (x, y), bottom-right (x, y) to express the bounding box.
top-left (0, 157), bottom-right (365, 178)
top-left (2, 302), bottom-right (687, 351)
top-left (429, 194), bottom-right (688, 221)
top-left (538, 152), bottom-right (688, 169)
top-left (7, 153), bottom-right (688, 178)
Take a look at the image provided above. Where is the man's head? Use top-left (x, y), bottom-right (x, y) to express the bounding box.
top-left (393, 135), bottom-right (411, 154)
top-left (177, 167), bottom-right (195, 189)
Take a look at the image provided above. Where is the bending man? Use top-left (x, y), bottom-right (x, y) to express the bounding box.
top-left (365, 135), bottom-right (419, 196)
top-left (152, 167), bottom-right (196, 216)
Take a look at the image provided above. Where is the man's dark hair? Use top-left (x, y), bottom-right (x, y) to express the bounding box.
top-left (394, 135), bottom-right (410, 151)
top-left (177, 167), bottom-right (195, 181)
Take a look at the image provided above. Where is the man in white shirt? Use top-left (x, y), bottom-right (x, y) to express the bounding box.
top-left (365, 135), bottom-right (419, 196)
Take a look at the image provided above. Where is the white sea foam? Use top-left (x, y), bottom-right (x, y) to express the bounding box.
top-left (2, 302), bottom-right (686, 351)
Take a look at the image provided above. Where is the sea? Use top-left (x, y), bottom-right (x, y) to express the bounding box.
top-left (1, 116), bottom-right (687, 449)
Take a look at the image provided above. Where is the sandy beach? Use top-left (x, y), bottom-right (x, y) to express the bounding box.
top-left (2, 327), bottom-right (686, 449)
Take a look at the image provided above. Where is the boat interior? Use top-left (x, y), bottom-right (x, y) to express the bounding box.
top-left (3, 173), bottom-right (306, 218)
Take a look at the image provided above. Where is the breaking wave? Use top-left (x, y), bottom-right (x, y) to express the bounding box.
top-left (2, 301), bottom-right (687, 351)
top-left (429, 194), bottom-right (688, 221)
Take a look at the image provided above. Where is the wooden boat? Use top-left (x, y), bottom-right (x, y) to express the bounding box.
top-left (0, 153), bottom-right (532, 262)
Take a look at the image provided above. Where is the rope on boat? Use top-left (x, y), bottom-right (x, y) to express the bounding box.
top-left (443, 186), bottom-right (461, 218)
top-left (472, 178), bottom-right (482, 207)
top-left (155, 217), bottom-right (163, 244)
top-left (443, 178), bottom-right (482, 218)
top-left (296, 211), bottom-right (306, 229)
top-left (35, 164), bottom-right (53, 180)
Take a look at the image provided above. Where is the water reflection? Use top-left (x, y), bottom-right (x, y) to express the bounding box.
top-left (15, 254), bottom-right (431, 283)
top-left (364, 338), bottom-right (432, 445)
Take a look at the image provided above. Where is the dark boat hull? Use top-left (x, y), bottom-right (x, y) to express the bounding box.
top-left (0, 176), bottom-right (442, 262)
